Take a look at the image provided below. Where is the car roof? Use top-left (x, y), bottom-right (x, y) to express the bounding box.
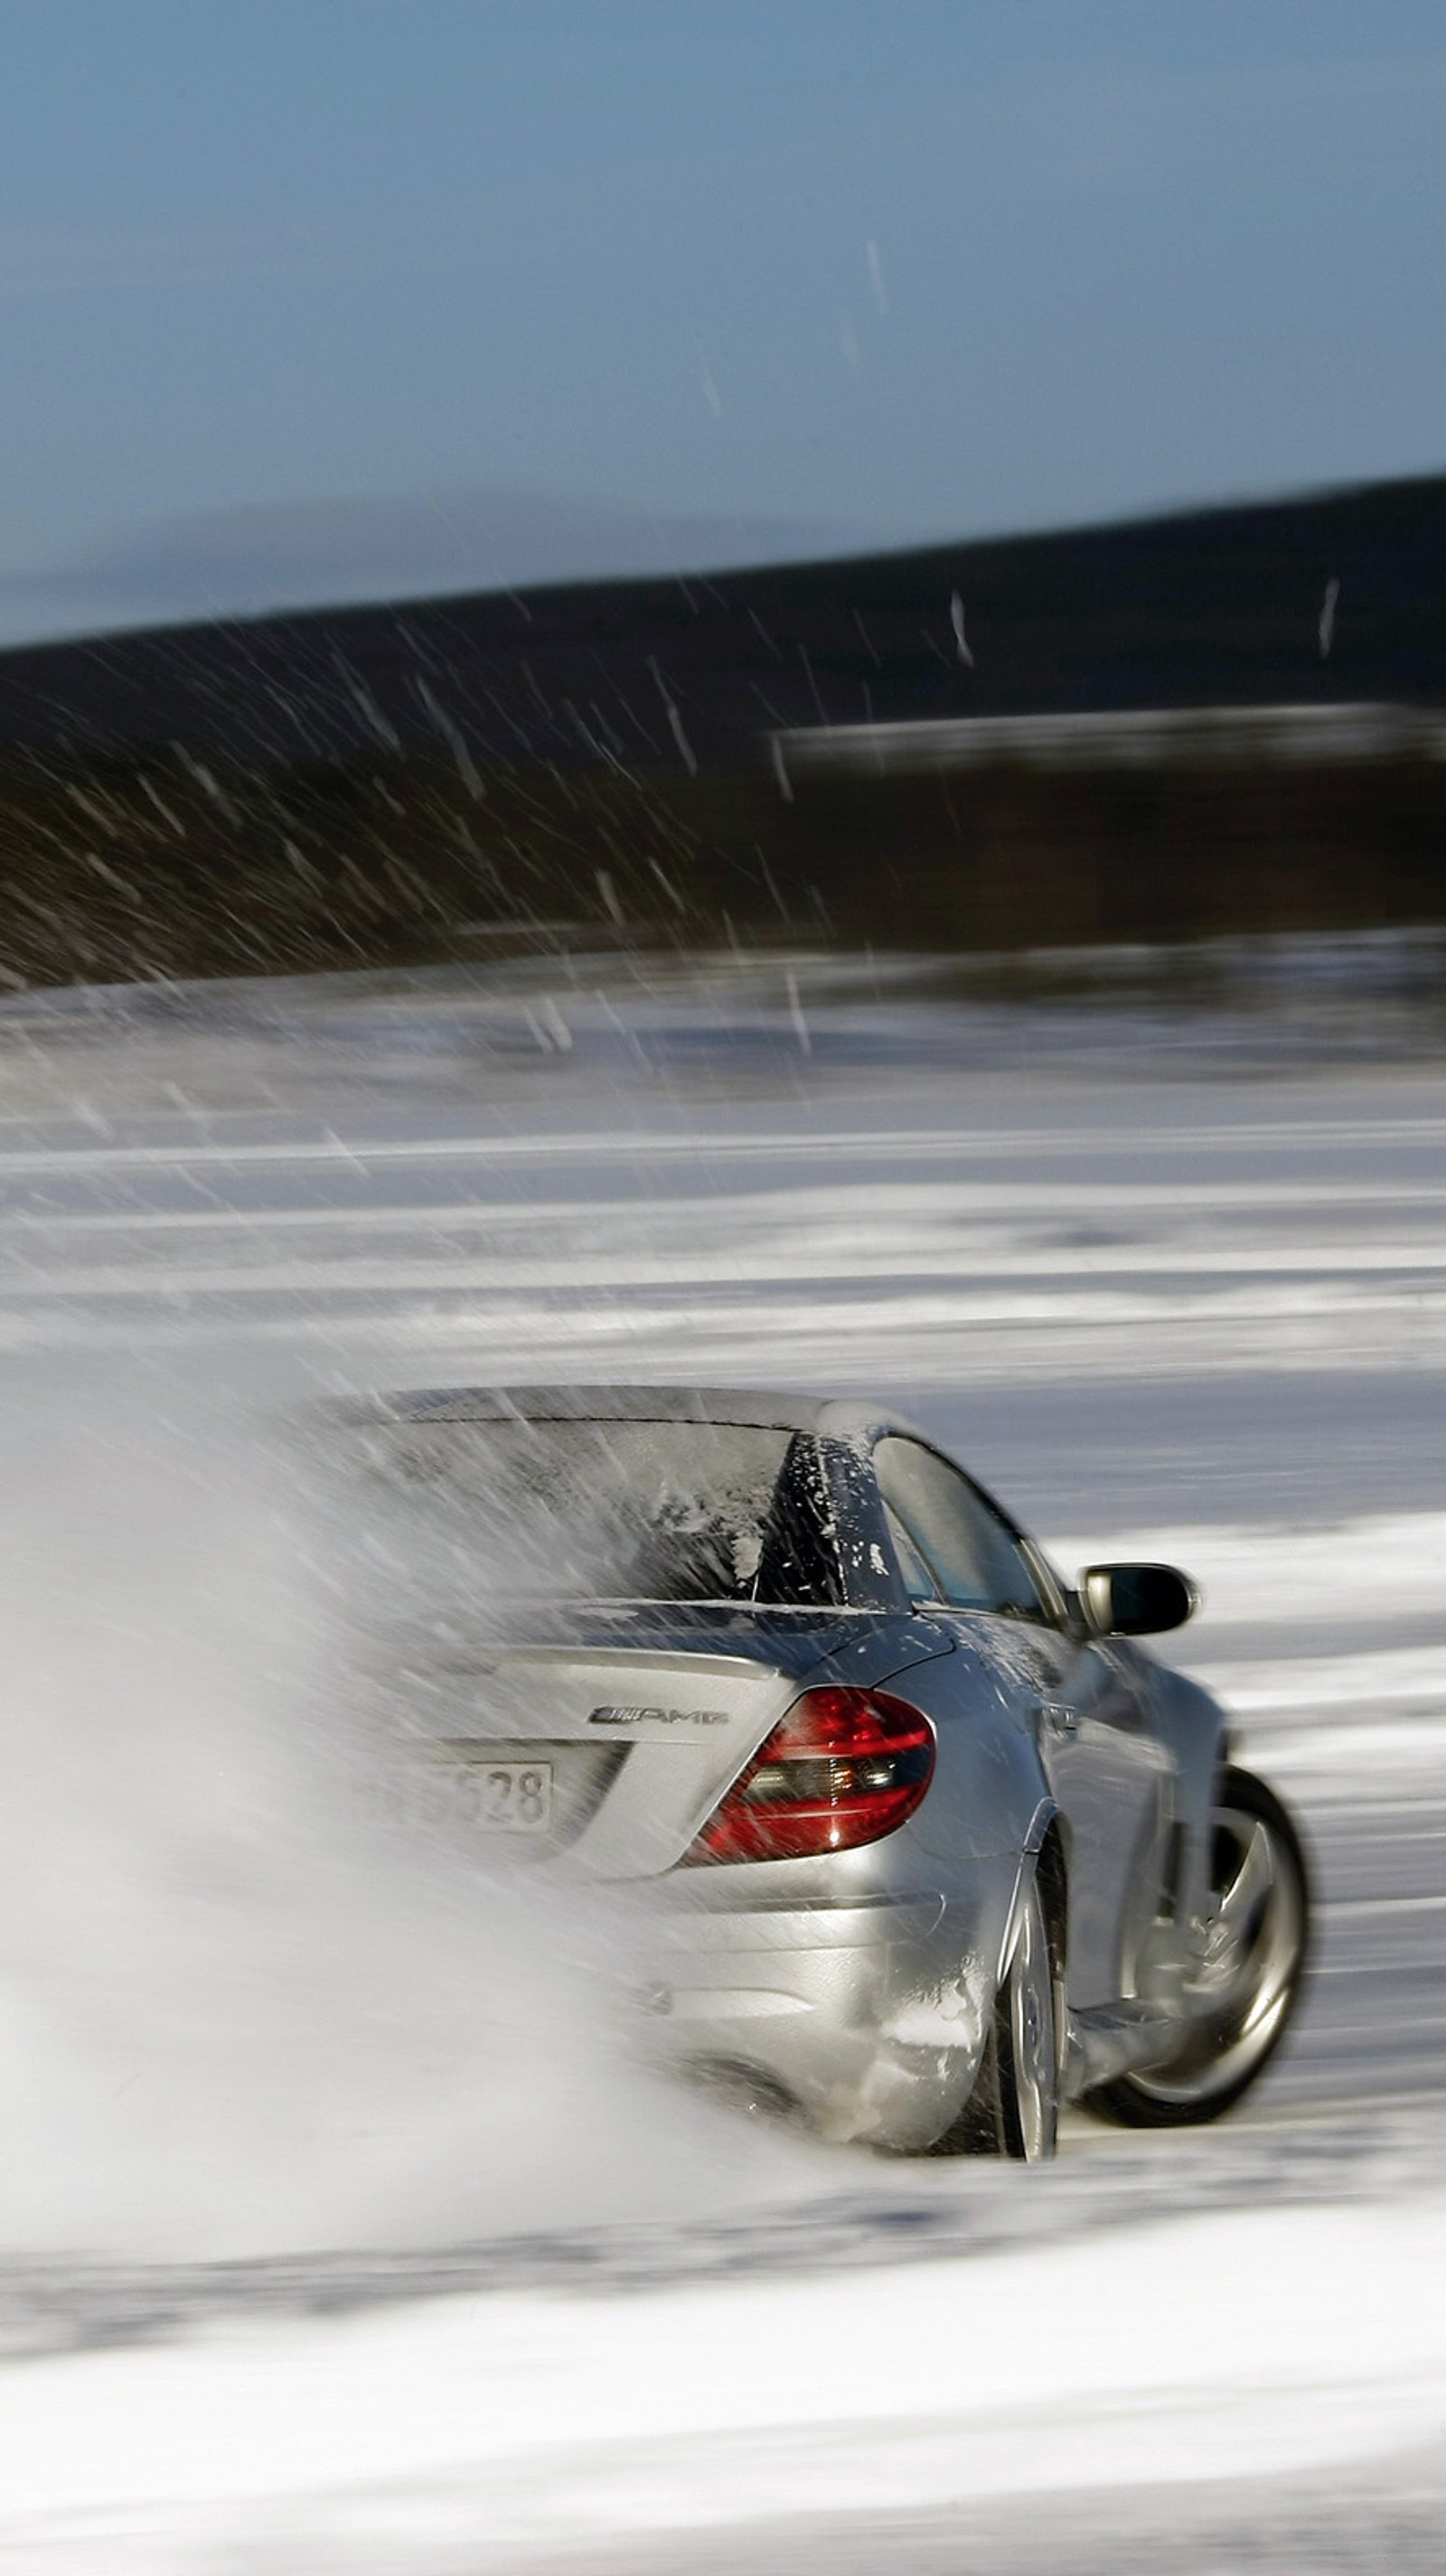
top-left (376, 1382), bottom-right (924, 1448)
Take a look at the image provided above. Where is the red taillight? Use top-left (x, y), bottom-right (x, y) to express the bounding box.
top-left (685, 1686), bottom-right (935, 1865)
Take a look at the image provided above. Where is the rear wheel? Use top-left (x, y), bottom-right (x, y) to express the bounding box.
top-left (1088, 1766), bottom-right (1309, 2128)
top-left (935, 1869), bottom-right (1060, 2159)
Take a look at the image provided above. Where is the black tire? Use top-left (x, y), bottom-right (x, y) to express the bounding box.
top-left (934, 1869), bottom-right (1061, 2159)
top-left (1088, 1766), bottom-right (1310, 2130)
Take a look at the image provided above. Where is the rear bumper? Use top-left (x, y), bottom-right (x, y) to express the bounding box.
top-left (636, 1868), bottom-right (1020, 2150)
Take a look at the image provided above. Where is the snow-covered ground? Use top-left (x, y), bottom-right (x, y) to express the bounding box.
top-left (0, 949), bottom-right (1442, 2569)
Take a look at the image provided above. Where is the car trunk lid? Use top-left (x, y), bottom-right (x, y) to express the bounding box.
top-left (376, 1607), bottom-right (950, 1877)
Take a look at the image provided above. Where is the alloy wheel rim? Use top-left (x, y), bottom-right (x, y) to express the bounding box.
top-left (1010, 1881), bottom-right (1057, 2157)
top-left (1131, 1799), bottom-right (1304, 2107)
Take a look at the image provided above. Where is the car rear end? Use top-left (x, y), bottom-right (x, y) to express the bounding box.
top-left (333, 1389), bottom-right (1022, 2148)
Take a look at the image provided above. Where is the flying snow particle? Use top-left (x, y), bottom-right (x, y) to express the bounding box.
top-left (950, 592), bottom-right (975, 669)
top-left (646, 655), bottom-right (697, 776)
top-left (1319, 576), bottom-right (1340, 660)
top-left (866, 239), bottom-right (887, 315)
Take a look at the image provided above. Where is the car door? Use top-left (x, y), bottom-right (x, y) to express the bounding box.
top-left (873, 1437), bottom-right (1172, 2009)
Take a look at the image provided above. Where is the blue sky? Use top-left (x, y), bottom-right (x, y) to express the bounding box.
top-left (3, 1), bottom-right (1445, 642)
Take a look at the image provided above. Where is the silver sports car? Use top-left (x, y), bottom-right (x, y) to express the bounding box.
top-left (344, 1384), bottom-right (1310, 2160)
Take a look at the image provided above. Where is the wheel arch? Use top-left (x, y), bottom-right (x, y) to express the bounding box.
top-left (1011, 1800), bottom-right (1068, 1996)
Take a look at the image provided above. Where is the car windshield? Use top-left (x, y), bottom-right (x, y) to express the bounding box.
top-left (338, 1414), bottom-right (844, 1608)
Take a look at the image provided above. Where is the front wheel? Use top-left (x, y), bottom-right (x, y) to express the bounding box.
top-left (1088, 1766), bottom-right (1310, 2129)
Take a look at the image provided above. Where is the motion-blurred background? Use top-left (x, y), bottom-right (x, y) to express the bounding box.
top-left (2, 1), bottom-right (1445, 990)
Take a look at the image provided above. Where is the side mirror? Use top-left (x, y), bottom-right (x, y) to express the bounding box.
top-left (1080, 1562), bottom-right (1198, 1637)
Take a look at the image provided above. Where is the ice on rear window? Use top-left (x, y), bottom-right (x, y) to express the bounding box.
top-left (336, 1416), bottom-right (831, 1608)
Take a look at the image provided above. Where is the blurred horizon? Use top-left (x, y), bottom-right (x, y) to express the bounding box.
top-left (0, 482), bottom-right (862, 649)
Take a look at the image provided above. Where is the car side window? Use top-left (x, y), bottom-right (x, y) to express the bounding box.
top-left (881, 1500), bottom-right (935, 1601)
top-left (875, 1438), bottom-right (1048, 1622)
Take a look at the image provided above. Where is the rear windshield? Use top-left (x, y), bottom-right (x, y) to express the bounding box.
top-left (339, 1415), bottom-right (844, 1607)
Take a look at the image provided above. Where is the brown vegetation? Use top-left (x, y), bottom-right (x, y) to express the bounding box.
top-left (0, 740), bottom-right (1443, 989)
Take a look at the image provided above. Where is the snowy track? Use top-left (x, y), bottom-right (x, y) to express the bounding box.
top-left (0, 964), bottom-right (1442, 2566)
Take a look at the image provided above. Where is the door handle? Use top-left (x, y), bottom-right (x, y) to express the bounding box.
top-left (1035, 1700), bottom-right (1079, 1738)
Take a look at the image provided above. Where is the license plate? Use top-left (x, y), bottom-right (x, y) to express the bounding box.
top-left (362, 1756), bottom-right (557, 1837)
top-left (445, 1756), bottom-right (555, 1834)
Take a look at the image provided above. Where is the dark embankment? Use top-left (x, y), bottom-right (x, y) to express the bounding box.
top-left (0, 471), bottom-right (1444, 986)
